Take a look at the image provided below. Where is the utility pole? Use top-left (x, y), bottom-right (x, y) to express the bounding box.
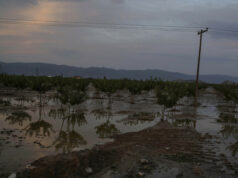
top-left (195, 27), bottom-right (208, 105)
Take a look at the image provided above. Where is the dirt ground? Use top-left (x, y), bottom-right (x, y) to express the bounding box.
top-left (16, 120), bottom-right (226, 178)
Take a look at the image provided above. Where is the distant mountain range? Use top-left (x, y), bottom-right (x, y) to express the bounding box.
top-left (0, 61), bottom-right (238, 84)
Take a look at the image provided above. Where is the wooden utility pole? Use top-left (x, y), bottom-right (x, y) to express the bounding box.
top-left (195, 27), bottom-right (208, 104)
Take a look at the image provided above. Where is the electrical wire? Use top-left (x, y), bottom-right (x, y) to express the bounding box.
top-left (0, 17), bottom-right (202, 32)
top-left (0, 17), bottom-right (238, 34)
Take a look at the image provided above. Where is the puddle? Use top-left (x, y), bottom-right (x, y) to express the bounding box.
top-left (0, 92), bottom-right (160, 174)
top-left (168, 88), bottom-right (238, 175)
top-left (1, 87), bottom-right (238, 176)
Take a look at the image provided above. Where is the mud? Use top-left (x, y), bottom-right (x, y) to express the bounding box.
top-left (17, 121), bottom-right (205, 178)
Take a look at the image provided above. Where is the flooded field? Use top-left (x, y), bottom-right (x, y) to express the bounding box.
top-left (0, 86), bottom-right (161, 174)
top-left (0, 86), bottom-right (238, 177)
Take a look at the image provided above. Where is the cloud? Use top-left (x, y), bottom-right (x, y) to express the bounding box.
top-left (51, 48), bottom-right (81, 59)
top-left (0, 0), bottom-right (38, 6)
top-left (0, 0), bottom-right (238, 76)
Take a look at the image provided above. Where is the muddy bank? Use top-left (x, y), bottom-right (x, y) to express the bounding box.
top-left (17, 121), bottom-right (208, 178)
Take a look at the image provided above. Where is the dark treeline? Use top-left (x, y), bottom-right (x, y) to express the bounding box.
top-left (0, 74), bottom-right (237, 107)
top-left (214, 83), bottom-right (238, 104)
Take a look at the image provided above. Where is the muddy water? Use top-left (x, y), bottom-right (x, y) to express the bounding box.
top-left (166, 88), bottom-right (238, 176)
top-left (0, 87), bottom-right (238, 176)
top-left (0, 90), bottom-right (161, 174)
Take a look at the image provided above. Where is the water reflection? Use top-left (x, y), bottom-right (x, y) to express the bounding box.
top-left (172, 119), bottom-right (196, 128)
top-left (0, 94), bottom-right (183, 173)
top-left (25, 106), bottom-right (54, 137)
top-left (15, 97), bottom-right (34, 107)
top-left (93, 108), bottom-right (119, 139)
top-left (219, 125), bottom-right (238, 139)
top-left (228, 141), bottom-right (238, 157)
top-left (118, 112), bottom-right (156, 126)
top-left (121, 119), bottom-right (150, 126)
top-left (53, 130), bottom-right (86, 153)
top-left (91, 109), bottom-right (112, 120)
top-left (217, 103), bottom-right (238, 157)
top-left (51, 108), bottom-right (87, 153)
top-left (95, 120), bottom-right (120, 139)
top-left (48, 108), bottom-right (66, 120)
top-left (217, 113), bottom-right (238, 123)
top-left (169, 104), bottom-right (198, 129)
top-left (5, 111), bottom-right (31, 126)
top-left (65, 111), bottom-right (87, 128)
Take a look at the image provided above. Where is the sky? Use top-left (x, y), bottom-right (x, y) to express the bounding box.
top-left (0, 0), bottom-right (238, 76)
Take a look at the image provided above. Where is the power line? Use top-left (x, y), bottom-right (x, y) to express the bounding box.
top-left (0, 22), bottom-right (197, 32)
top-left (0, 17), bottom-right (202, 32)
top-left (0, 17), bottom-right (238, 34)
top-left (0, 17), bottom-right (203, 29)
top-left (209, 28), bottom-right (238, 34)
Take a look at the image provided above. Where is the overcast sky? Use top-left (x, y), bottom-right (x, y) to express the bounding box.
top-left (0, 0), bottom-right (238, 76)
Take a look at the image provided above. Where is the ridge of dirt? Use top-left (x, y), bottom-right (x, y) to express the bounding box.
top-left (17, 121), bottom-right (205, 178)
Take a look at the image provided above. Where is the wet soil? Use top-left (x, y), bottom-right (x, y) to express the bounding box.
top-left (18, 121), bottom-right (205, 178)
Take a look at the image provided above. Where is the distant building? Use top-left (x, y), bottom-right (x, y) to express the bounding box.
top-left (74, 76), bottom-right (82, 79)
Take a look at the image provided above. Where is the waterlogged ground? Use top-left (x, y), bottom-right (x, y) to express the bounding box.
top-left (0, 87), bottom-right (161, 174)
top-left (0, 86), bottom-right (238, 177)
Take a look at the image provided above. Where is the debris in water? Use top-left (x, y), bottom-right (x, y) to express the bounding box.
top-left (137, 172), bottom-right (145, 177)
top-left (26, 164), bottom-right (36, 170)
top-left (8, 173), bottom-right (16, 178)
top-left (140, 158), bottom-right (149, 164)
top-left (85, 167), bottom-right (93, 174)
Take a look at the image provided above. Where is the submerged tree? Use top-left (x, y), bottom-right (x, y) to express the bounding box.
top-left (155, 82), bottom-right (196, 120)
top-left (30, 77), bottom-right (52, 106)
top-left (55, 86), bottom-right (86, 110)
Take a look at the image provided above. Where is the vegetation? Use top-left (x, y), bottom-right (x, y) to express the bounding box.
top-left (0, 74), bottom-right (210, 117)
top-left (217, 113), bottom-right (238, 123)
top-left (228, 141), bottom-right (238, 157)
top-left (219, 125), bottom-right (238, 139)
top-left (214, 83), bottom-right (238, 103)
top-left (0, 74), bottom-right (207, 96)
top-left (55, 86), bottom-right (86, 106)
top-left (0, 98), bottom-right (10, 106)
top-left (156, 82), bottom-right (196, 108)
